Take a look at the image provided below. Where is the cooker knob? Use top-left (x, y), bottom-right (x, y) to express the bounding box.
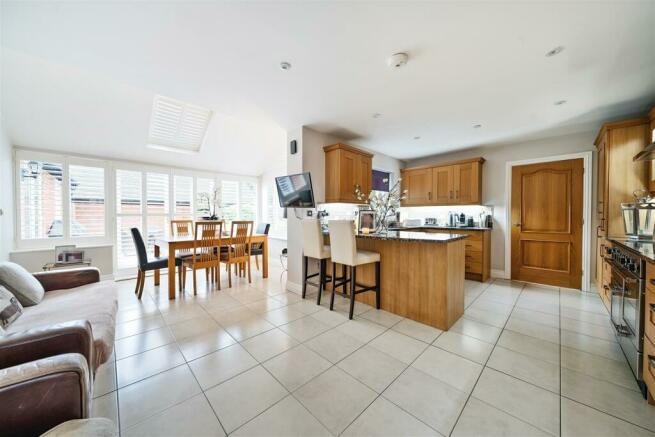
top-left (628, 262), bottom-right (637, 272)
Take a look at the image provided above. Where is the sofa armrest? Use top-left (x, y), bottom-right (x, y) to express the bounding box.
top-left (0, 320), bottom-right (94, 372)
top-left (33, 267), bottom-right (101, 292)
top-left (0, 353), bottom-right (92, 437)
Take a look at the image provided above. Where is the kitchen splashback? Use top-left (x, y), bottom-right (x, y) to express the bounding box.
top-left (400, 205), bottom-right (494, 225)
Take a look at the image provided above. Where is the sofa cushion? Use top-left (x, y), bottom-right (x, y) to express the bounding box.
top-left (0, 286), bottom-right (23, 329)
top-left (0, 262), bottom-right (45, 307)
top-left (41, 418), bottom-right (118, 437)
top-left (5, 281), bottom-right (118, 369)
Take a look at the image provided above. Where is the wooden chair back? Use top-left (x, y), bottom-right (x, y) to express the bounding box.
top-left (171, 219), bottom-right (194, 237)
top-left (192, 221), bottom-right (223, 265)
top-left (228, 221), bottom-right (253, 262)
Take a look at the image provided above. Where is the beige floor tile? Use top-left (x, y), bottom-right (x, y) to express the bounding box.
top-left (272, 291), bottom-right (303, 305)
top-left (383, 367), bottom-right (468, 436)
top-left (505, 317), bottom-right (560, 343)
top-left (560, 305), bottom-right (609, 327)
top-left (561, 316), bottom-right (616, 342)
top-left (160, 303), bottom-right (208, 325)
top-left (263, 306), bottom-right (307, 326)
top-left (473, 368), bottom-right (560, 436)
top-left (208, 306), bottom-right (258, 326)
top-left (358, 308), bottom-right (404, 328)
top-left (123, 394), bottom-right (225, 437)
top-left (561, 346), bottom-right (638, 392)
top-left (462, 307), bottom-right (509, 328)
top-left (369, 330), bottom-right (428, 365)
top-left (496, 330), bottom-right (559, 365)
top-left (452, 397), bottom-right (551, 437)
top-left (232, 395), bottom-right (331, 436)
top-left (176, 326), bottom-right (236, 361)
top-left (305, 328), bottom-right (365, 363)
top-left (338, 345), bottom-right (407, 393)
top-left (223, 315), bottom-right (276, 341)
top-left (336, 318), bottom-right (387, 343)
top-left (561, 330), bottom-right (625, 362)
top-left (246, 297), bottom-right (287, 314)
top-left (263, 344), bottom-right (332, 391)
top-left (343, 396), bottom-right (440, 437)
top-left (205, 365), bottom-right (287, 433)
top-left (561, 368), bottom-right (655, 432)
top-left (278, 315), bottom-right (331, 342)
top-left (310, 308), bottom-right (350, 327)
top-left (118, 365), bottom-right (202, 429)
top-left (115, 315), bottom-right (166, 340)
top-left (412, 346), bottom-right (482, 394)
top-left (241, 328), bottom-right (299, 362)
top-left (168, 315), bottom-right (222, 341)
top-left (286, 299), bottom-right (324, 315)
top-left (114, 326), bottom-right (175, 360)
top-left (487, 346), bottom-right (560, 393)
top-left (451, 317), bottom-right (502, 343)
top-left (295, 366), bottom-right (377, 435)
top-left (188, 343), bottom-right (258, 390)
top-left (561, 397), bottom-right (655, 437)
top-left (433, 331), bottom-right (493, 364)
top-left (511, 307), bottom-right (560, 328)
top-left (391, 318), bottom-right (442, 343)
top-left (116, 343), bottom-right (185, 388)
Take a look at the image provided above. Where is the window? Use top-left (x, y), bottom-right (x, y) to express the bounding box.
top-left (19, 159), bottom-right (63, 239)
top-left (372, 169), bottom-right (391, 192)
top-left (69, 165), bottom-right (105, 237)
top-left (174, 175), bottom-right (193, 218)
top-left (196, 177), bottom-right (216, 218)
top-left (147, 95), bottom-right (213, 153)
top-left (262, 182), bottom-right (286, 239)
top-left (115, 169), bottom-right (142, 270)
top-left (221, 180), bottom-right (239, 221)
top-left (239, 181), bottom-right (257, 220)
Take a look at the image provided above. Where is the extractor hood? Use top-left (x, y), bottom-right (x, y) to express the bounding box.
top-left (634, 141), bottom-right (655, 161)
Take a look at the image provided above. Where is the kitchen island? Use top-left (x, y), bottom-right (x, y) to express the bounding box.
top-left (326, 230), bottom-right (466, 330)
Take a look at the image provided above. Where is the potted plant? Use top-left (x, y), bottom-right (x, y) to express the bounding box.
top-left (354, 178), bottom-right (407, 233)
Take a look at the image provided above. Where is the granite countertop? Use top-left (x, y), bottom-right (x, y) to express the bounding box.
top-left (610, 238), bottom-right (655, 262)
top-left (389, 225), bottom-right (492, 231)
top-left (356, 230), bottom-right (468, 243)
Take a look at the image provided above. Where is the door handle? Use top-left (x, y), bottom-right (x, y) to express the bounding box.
top-left (513, 223), bottom-right (521, 227)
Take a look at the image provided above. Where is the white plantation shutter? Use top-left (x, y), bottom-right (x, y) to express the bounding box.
top-left (69, 165), bottom-right (105, 237)
top-left (263, 181), bottom-right (286, 239)
top-left (116, 170), bottom-right (142, 270)
top-left (19, 160), bottom-right (64, 239)
top-left (239, 181), bottom-right (257, 221)
top-left (174, 175), bottom-right (193, 218)
top-left (148, 95), bottom-right (213, 152)
top-left (116, 170), bottom-right (142, 214)
top-left (196, 177), bottom-right (215, 217)
top-left (221, 180), bottom-right (239, 221)
top-left (147, 172), bottom-right (169, 215)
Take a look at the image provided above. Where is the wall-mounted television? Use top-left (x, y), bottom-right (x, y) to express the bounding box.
top-left (275, 172), bottom-right (315, 208)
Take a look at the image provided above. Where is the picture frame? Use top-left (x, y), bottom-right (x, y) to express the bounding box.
top-left (358, 210), bottom-right (376, 233)
top-left (54, 245), bottom-right (75, 263)
top-left (64, 250), bottom-right (85, 263)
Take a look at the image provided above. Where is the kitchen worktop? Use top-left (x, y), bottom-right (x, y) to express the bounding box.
top-left (356, 230), bottom-right (467, 243)
top-left (610, 238), bottom-right (655, 262)
top-left (390, 225), bottom-right (492, 231)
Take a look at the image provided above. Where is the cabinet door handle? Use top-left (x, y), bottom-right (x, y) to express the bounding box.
top-left (455, 190), bottom-right (459, 199)
top-left (428, 192), bottom-right (432, 200)
top-left (649, 355), bottom-right (655, 369)
top-left (649, 303), bottom-right (655, 314)
top-left (449, 191), bottom-right (453, 199)
top-left (650, 279), bottom-right (655, 287)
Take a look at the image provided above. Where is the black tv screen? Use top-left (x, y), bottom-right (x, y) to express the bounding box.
top-left (275, 172), bottom-right (315, 208)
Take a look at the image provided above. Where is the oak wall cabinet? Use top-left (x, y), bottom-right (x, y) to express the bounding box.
top-left (324, 143), bottom-right (373, 204)
top-left (401, 157), bottom-right (484, 206)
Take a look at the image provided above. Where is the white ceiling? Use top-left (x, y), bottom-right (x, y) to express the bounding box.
top-left (2, 1), bottom-right (655, 172)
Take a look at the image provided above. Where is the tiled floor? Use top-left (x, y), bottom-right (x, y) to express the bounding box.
top-left (93, 264), bottom-right (655, 436)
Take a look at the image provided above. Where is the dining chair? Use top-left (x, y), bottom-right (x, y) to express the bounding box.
top-left (130, 228), bottom-right (183, 299)
top-left (221, 221), bottom-right (253, 287)
top-left (250, 223), bottom-right (270, 271)
top-left (182, 221), bottom-right (223, 294)
top-left (170, 219), bottom-right (194, 237)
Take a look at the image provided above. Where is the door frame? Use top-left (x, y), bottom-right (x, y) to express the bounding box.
top-left (504, 151), bottom-right (592, 291)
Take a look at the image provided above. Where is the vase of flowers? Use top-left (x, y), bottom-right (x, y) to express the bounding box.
top-left (354, 177), bottom-right (407, 233)
top-left (198, 188), bottom-right (222, 220)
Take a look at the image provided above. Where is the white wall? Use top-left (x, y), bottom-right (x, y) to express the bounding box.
top-left (285, 127), bottom-right (404, 292)
top-left (406, 131), bottom-right (598, 278)
top-left (0, 14), bottom-right (14, 261)
top-left (10, 245), bottom-right (113, 276)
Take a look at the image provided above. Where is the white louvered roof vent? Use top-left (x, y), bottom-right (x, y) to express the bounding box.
top-left (147, 95), bottom-right (213, 153)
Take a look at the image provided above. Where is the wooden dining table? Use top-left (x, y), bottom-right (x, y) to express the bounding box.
top-left (154, 233), bottom-right (269, 299)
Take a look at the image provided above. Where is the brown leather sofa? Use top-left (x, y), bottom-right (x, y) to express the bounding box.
top-left (0, 267), bottom-right (118, 437)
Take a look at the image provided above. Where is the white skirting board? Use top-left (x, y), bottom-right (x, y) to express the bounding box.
top-left (491, 269), bottom-right (509, 279)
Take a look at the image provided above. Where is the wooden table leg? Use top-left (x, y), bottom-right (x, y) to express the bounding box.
top-left (154, 244), bottom-right (161, 286)
top-left (262, 238), bottom-right (268, 279)
top-left (167, 245), bottom-right (176, 300)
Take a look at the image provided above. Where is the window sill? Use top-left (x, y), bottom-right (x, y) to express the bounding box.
top-left (10, 243), bottom-right (114, 254)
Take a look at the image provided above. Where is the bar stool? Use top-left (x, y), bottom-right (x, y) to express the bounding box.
top-left (301, 219), bottom-right (333, 305)
top-left (328, 219), bottom-right (381, 319)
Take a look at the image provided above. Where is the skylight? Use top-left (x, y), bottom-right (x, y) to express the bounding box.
top-left (147, 95), bottom-right (213, 153)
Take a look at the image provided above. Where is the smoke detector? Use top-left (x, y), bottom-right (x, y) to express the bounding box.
top-left (387, 52), bottom-right (409, 68)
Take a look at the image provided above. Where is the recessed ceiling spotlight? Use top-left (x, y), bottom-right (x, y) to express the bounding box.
top-left (413, 136), bottom-right (421, 140)
top-left (473, 124), bottom-right (482, 129)
top-left (372, 113), bottom-right (382, 119)
top-left (279, 61), bottom-right (292, 70)
top-left (545, 46), bottom-right (564, 57)
top-left (554, 100), bottom-right (567, 106)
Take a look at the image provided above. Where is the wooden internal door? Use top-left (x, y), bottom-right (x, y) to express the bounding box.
top-left (433, 166), bottom-right (454, 204)
top-left (511, 158), bottom-right (583, 289)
